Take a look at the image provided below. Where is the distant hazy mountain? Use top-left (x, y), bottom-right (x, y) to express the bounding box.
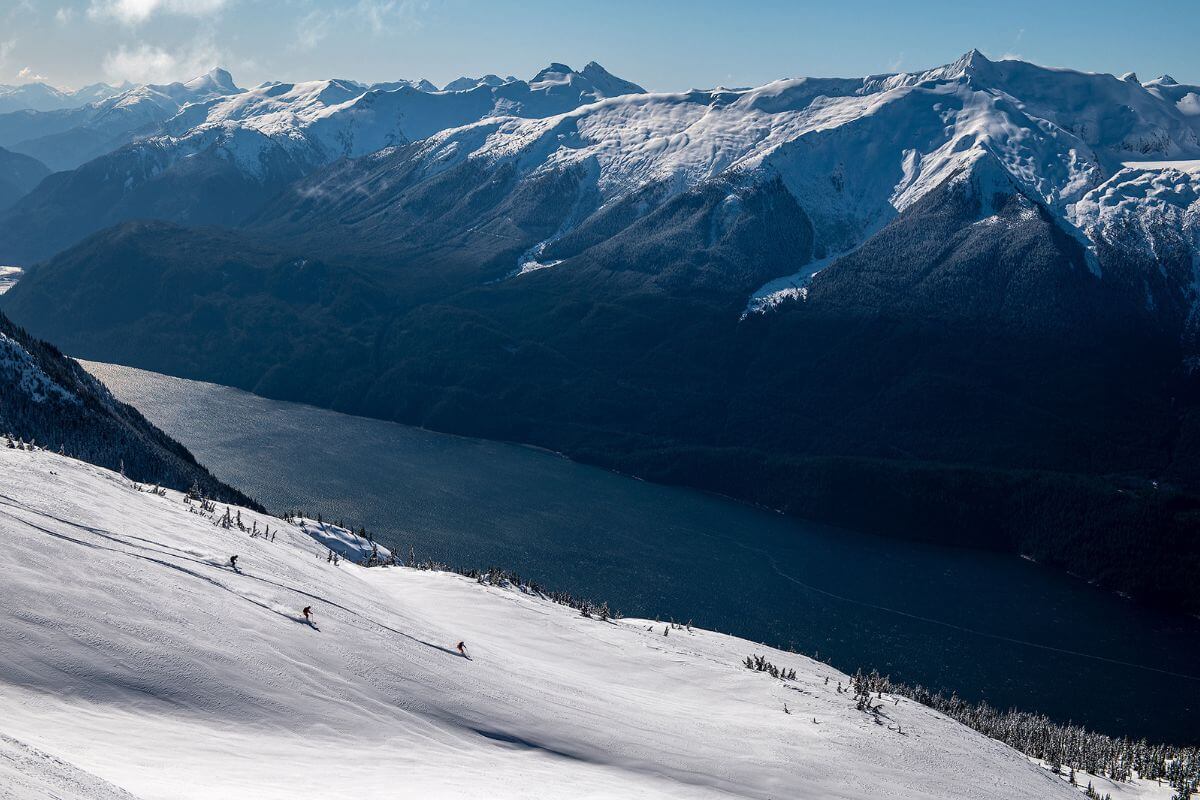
top-left (0, 62), bottom-right (647, 265)
top-left (0, 68), bottom-right (244, 172)
top-left (5, 51), bottom-right (1199, 610)
top-left (0, 146), bottom-right (48, 210)
top-left (0, 80), bottom-right (129, 114)
top-left (442, 73), bottom-right (517, 91)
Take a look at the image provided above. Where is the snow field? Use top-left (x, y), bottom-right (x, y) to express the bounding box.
top-left (0, 447), bottom-right (1166, 799)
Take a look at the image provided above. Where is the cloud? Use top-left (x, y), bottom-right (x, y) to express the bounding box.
top-left (293, 0), bottom-right (424, 50)
top-left (55, 7), bottom-right (74, 23)
top-left (0, 39), bottom-right (15, 69)
top-left (356, 0), bottom-right (414, 34)
top-left (102, 36), bottom-right (224, 84)
top-left (89, 0), bottom-right (230, 25)
top-left (17, 66), bottom-right (48, 82)
top-left (295, 8), bottom-right (332, 51)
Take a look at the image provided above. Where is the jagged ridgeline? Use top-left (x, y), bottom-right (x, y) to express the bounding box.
top-left (0, 311), bottom-right (256, 508)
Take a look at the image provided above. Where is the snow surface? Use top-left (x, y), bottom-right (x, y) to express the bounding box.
top-left (1071, 161), bottom-right (1200, 305)
top-left (0, 265), bottom-right (23, 295)
top-left (0, 446), bottom-right (1158, 799)
top-left (0, 332), bottom-right (76, 404)
top-left (1121, 159), bottom-right (1200, 172)
top-left (291, 516), bottom-right (392, 562)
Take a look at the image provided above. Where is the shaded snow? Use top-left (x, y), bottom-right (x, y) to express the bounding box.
top-left (0, 332), bottom-right (76, 404)
top-left (0, 734), bottom-right (139, 800)
top-left (743, 251), bottom-right (845, 316)
top-left (291, 516), bottom-right (392, 563)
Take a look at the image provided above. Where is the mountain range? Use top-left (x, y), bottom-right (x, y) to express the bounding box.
top-left (0, 62), bottom-right (645, 263)
top-left (3, 51), bottom-right (1198, 610)
top-left (0, 80), bottom-right (129, 114)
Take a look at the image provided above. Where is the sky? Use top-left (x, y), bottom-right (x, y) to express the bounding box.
top-left (0, 0), bottom-right (1196, 91)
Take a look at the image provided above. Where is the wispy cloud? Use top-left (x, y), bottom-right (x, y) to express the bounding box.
top-left (89, 0), bottom-right (231, 25)
top-left (293, 0), bottom-right (425, 51)
top-left (0, 39), bottom-right (15, 71)
top-left (102, 35), bottom-right (225, 83)
top-left (295, 8), bottom-right (332, 51)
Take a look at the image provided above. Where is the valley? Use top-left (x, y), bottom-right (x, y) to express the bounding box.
top-left (4, 51), bottom-right (1198, 615)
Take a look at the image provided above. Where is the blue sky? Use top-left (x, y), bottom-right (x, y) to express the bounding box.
top-left (0, 0), bottom-right (1196, 90)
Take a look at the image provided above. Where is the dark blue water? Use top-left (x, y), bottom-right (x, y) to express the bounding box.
top-left (84, 361), bottom-right (1200, 745)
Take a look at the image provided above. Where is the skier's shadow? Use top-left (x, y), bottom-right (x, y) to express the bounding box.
top-left (291, 615), bottom-right (320, 632)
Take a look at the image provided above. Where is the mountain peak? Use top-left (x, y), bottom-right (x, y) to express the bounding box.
top-left (1156, 74), bottom-right (1179, 86)
top-left (581, 61), bottom-right (612, 76)
top-left (953, 48), bottom-right (994, 74)
top-left (184, 67), bottom-right (239, 94)
top-left (531, 63), bottom-right (575, 83)
top-left (442, 74), bottom-right (510, 92)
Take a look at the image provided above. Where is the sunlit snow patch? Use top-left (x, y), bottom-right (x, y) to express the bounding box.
top-left (742, 251), bottom-right (847, 318)
top-left (1120, 159), bottom-right (1200, 173)
top-left (0, 266), bottom-right (23, 295)
top-left (515, 258), bottom-right (564, 276)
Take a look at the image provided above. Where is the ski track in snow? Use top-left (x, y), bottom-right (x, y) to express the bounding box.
top-left (0, 447), bottom-right (1175, 799)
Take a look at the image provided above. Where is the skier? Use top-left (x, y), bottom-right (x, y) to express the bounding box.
top-left (229, 554), bottom-right (239, 570)
top-left (303, 606), bottom-right (313, 624)
top-left (456, 641), bottom-right (467, 657)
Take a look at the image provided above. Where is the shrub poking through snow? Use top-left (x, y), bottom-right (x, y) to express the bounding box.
top-left (743, 654), bottom-right (796, 681)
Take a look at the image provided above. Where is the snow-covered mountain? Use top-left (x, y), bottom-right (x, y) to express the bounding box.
top-left (0, 69), bottom-right (244, 171)
top-left (286, 49), bottom-right (1196, 317)
top-left (443, 73), bottom-right (517, 91)
top-left (0, 62), bottom-right (647, 264)
top-left (0, 445), bottom-right (1166, 800)
top-left (0, 80), bottom-right (129, 114)
top-left (158, 61), bottom-right (643, 169)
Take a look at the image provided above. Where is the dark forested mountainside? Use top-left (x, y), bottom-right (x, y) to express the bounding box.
top-left (0, 146), bottom-right (49, 210)
top-left (0, 310), bottom-right (258, 507)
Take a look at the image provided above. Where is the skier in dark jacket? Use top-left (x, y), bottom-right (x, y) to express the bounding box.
top-left (229, 555), bottom-right (239, 570)
top-left (303, 606), bottom-right (313, 624)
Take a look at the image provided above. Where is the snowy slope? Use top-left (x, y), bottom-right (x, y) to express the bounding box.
top-left (0, 446), bottom-right (1147, 800)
